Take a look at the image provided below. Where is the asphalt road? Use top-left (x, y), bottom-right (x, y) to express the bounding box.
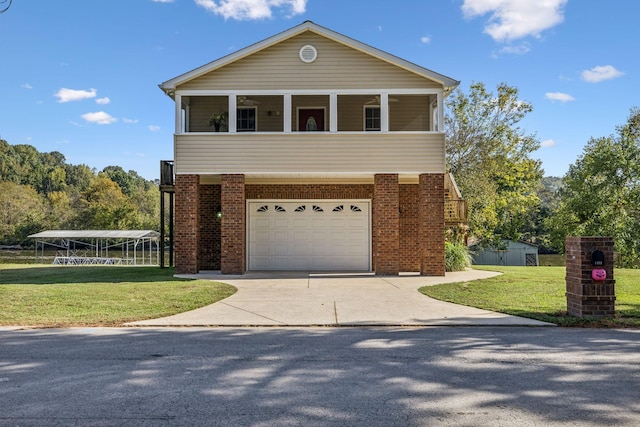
top-left (1, 327), bottom-right (639, 426)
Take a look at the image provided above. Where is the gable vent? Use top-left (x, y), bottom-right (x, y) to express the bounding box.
top-left (299, 44), bottom-right (317, 63)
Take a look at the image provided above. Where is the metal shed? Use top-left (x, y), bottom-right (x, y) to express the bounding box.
top-left (28, 230), bottom-right (160, 265)
top-left (470, 240), bottom-right (539, 266)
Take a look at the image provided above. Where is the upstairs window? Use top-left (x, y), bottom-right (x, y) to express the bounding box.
top-left (237, 107), bottom-right (256, 132)
top-left (364, 106), bottom-right (381, 131)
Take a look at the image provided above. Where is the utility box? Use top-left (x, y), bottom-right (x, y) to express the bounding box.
top-left (565, 236), bottom-right (615, 318)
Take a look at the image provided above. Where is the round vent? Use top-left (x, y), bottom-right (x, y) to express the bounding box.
top-left (299, 44), bottom-right (317, 63)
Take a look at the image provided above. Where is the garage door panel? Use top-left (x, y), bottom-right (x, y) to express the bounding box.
top-left (248, 201), bottom-right (370, 271)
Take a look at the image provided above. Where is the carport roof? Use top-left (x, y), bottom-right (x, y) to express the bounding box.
top-left (28, 230), bottom-right (160, 239)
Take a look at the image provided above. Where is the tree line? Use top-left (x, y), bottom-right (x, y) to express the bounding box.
top-left (0, 139), bottom-right (159, 245)
top-left (446, 82), bottom-right (640, 267)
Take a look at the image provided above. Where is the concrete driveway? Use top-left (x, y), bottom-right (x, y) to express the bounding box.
top-left (128, 270), bottom-right (552, 327)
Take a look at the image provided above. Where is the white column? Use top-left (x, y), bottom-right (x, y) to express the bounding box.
top-left (174, 94), bottom-right (182, 134)
top-left (284, 93), bottom-right (292, 133)
top-left (437, 92), bottom-right (443, 132)
top-left (228, 95), bottom-right (237, 133)
top-left (380, 92), bottom-right (389, 132)
top-left (330, 92), bottom-right (338, 133)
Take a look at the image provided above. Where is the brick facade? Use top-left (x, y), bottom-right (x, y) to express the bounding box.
top-left (565, 236), bottom-right (616, 318)
top-left (199, 185), bottom-right (221, 270)
top-left (174, 174), bottom-right (200, 274)
top-left (221, 175), bottom-right (246, 274)
top-left (373, 174), bottom-right (400, 275)
top-left (418, 174), bottom-right (445, 276)
top-left (179, 180), bottom-right (445, 275)
top-left (400, 185), bottom-right (421, 271)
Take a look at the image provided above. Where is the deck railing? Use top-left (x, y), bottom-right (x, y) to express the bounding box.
top-left (445, 199), bottom-right (468, 224)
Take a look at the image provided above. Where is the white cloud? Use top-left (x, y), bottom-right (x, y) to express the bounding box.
top-left (194, 0), bottom-right (306, 20)
top-left (95, 97), bottom-right (111, 105)
top-left (123, 118), bottom-right (139, 124)
top-left (148, 125), bottom-right (161, 132)
top-left (21, 83), bottom-right (33, 89)
top-left (55, 88), bottom-right (97, 103)
top-left (581, 65), bottom-right (624, 83)
top-left (541, 139), bottom-right (556, 148)
top-left (462, 0), bottom-right (567, 42)
top-left (498, 42), bottom-right (530, 55)
top-left (545, 92), bottom-right (575, 102)
top-left (81, 111), bottom-right (117, 125)
top-left (420, 36), bottom-right (431, 44)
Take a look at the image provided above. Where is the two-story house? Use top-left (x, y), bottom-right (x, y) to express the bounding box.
top-left (159, 21), bottom-right (459, 276)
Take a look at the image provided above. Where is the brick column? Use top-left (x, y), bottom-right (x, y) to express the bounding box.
top-left (418, 173), bottom-right (445, 276)
top-left (174, 174), bottom-right (199, 274)
top-left (221, 174), bottom-right (245, 274)
top-left (565, 236), bottom-right (616, 318)
top-left (373, 174), bottom-right (400, 275)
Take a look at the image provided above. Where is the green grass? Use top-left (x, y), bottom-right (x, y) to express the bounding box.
top-left (0, 264), bottom-right (236, 327)
top-left (420, 265), bottom-right (640, 327)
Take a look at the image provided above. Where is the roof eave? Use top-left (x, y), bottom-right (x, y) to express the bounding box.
top-left (158, 21), bottom-right (460, 96)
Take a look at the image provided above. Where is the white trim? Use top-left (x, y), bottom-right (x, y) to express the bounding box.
top-left (228, 96), bottom-right (237, 133)
top-left (380, 93), bottom-right (389, 132)
top-left (329, 93), bottom-right (337, 133)
top-left (284, 94), bottom-right (292, 133)
top-left (174, 94), bottom-right (182, 134)
top-left (175, 88), bottom-right (442, 96)
top-left (246, 198), bottom-right (372, 272)
top-left (296, 106), bottom-right (327, 132)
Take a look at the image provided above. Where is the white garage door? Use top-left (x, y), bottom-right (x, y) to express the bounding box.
top-left (248, 200), bottom-right (370, 271)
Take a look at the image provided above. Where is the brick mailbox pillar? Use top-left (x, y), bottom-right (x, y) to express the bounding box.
top-left (565, 236), bottom-right (615, 318)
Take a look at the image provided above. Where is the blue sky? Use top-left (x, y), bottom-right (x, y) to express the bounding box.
top-left (1, 0), bottom-right (638, 180)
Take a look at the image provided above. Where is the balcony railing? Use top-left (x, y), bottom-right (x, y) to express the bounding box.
top-left (445, 199), bottom-right (468, 224)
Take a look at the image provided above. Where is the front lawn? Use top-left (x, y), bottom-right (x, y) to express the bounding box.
top-left (420, 266), bottom-right (640, 327)
top-left (0, 264), bottom-right (236, 327)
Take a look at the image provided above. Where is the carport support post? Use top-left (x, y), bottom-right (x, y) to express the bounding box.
top-left (373, 174), bottom-right (400, 275)
top-left (221, 174), bottom-right (245, 274)
top-left (565, 236), bottom-right (615, 318)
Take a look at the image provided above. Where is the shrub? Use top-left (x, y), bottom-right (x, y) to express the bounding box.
top-left (445, 241), bottom-right (472, 272)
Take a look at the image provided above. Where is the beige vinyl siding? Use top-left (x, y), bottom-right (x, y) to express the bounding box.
top-left (177, 32), bottom-right (441, 91)
top-left (174, 133), bottom-right (445, 175)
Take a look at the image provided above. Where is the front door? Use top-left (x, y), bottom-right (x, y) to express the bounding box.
top-left (298, 108), bottom-right (325, 131)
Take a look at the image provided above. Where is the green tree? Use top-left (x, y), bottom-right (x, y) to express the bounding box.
top-left (445, 82), bottom-right (543, 246)
top-left (0, 182), bottom-right (47, 244)
top-left (82, 174), bottom-right (142, 229)
top-left (549, 108), bottom-right (640, 266)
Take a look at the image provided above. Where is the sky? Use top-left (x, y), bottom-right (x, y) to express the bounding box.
top-left (1, 0), bottom-right (638, 181)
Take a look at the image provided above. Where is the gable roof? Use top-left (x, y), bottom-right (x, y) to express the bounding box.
top-left (159, 21), bottom-right (459, 96)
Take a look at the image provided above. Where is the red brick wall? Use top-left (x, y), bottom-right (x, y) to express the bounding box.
top-left (221, 175), bottom-right (245, 274)
top-left (246, 185), bottom-right (373, 199)
top-left (174, 174), bottom-right (199, 274)
top-left (199, 185), bottom-right (221, 270)
top-left (419, 174), bottom-right (445, 276)
top-left (565, 236), bottom-right (616, 317)
top-left (373, 174), bottom-right (400, 275)
top-left (176, 181), bottom-right (446, 275)
top-left (400, 185), bottom-right (421, 271)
